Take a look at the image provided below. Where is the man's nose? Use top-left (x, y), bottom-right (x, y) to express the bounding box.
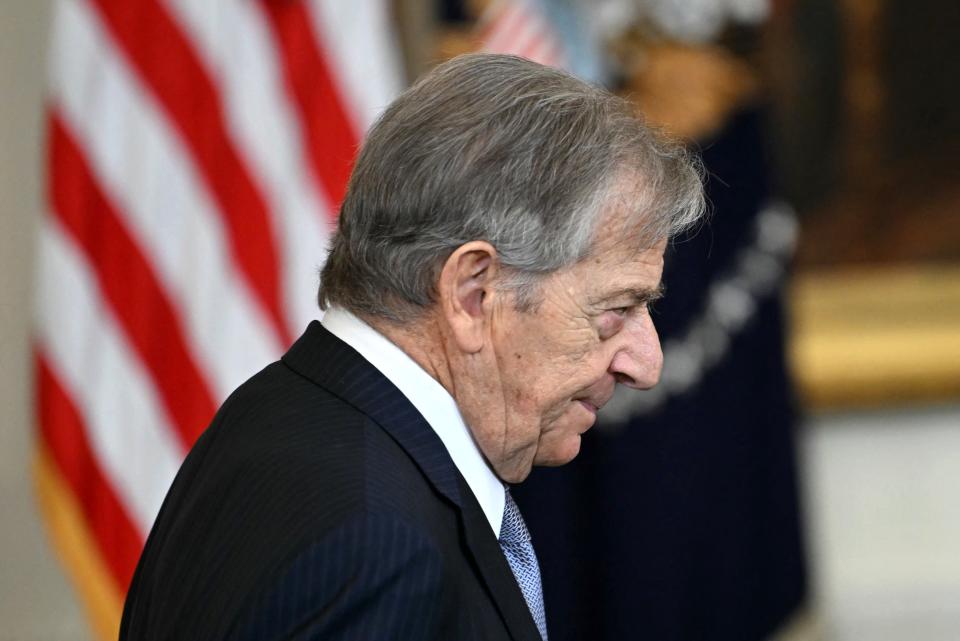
top-left (608, 313), bottom-right (663, 389)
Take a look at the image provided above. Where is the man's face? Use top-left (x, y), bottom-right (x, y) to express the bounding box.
top-left (457, 224), bottom-right (667, 482)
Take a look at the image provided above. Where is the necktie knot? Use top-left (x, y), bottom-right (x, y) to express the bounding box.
top-left (499, 488), bottom-right (548, 640)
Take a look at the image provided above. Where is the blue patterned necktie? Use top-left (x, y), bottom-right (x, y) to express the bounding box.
top-left (500, 488), bottom-right (548, 640)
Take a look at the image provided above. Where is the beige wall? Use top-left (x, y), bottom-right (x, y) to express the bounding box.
top-left (0, 1), bottom-right (91, 638)
top-left (803, 405), bottom-right (960, 641)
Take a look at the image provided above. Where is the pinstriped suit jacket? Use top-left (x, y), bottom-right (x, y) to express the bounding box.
top-left (120, 321), bottom-right (544, 641)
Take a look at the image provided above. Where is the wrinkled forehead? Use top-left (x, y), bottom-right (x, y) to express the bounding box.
top-left (586, 180), bottom-right (668, 260)
top-left (565, 236), bottom-right (667, 309)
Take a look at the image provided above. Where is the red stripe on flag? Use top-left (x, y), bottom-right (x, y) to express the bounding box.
top-left (518, 32), bottom-right (548, 61)
top-left (260, 1), bottom-right (359, 214)
top-left (48, 114), bottom-right (216, 448)
top-left (480, 1), bottom-right (564, 68)
top-left (86, 0), bottom-right (290, 345)
top-left (482, 3), bottom-right (525, 51)
top-left (36, 353), bottom-right (145, 594)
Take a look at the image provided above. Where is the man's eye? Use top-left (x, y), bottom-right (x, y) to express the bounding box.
top-left (597, 309), bottom-right (627, 341)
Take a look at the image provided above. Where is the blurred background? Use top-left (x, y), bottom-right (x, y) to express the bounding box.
top-left (1, 1), bottom-right (958, 640)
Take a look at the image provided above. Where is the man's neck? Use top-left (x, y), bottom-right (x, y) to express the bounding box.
top-left (362, 312), bottom-right (457, 402)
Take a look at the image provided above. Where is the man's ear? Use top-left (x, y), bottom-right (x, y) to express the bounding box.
top-left (437, 241), bottom-right (499, 354)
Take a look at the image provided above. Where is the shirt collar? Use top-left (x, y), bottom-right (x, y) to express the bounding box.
top-left (321, 306), bottom-right (505, 537)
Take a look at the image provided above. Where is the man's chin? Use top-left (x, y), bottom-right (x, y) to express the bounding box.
top-left (533, 433), bottom-right (583, 468)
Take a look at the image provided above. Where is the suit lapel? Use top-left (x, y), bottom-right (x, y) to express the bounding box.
top-left (282, 321), bottom-right (543, 641)
top-left (457, 476), bottom-right (548, 641)
top-left (282, 321), bottom-right (462, 508)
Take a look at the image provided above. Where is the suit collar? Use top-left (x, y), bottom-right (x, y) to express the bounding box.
top-left (282, 321), bottom-right (544, 641)
top-left (282, 321), bottom-right (463, 508)
top-left (320, 307), bottom-right (506, 536)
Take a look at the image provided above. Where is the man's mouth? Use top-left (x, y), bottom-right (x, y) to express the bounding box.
top-left (577, 399), bottom-right (599, 415)
top-left (576, 387), bottom-right (614, 415)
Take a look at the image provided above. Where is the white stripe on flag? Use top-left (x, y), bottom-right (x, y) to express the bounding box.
top-left (37, 220), bottom-right (185, 535)
top-left (163, 0), bottom-right (336, 336)
top-left (49, 0), bottom-right (283, 401)
top-left (481, 0), bottom-right (566, 68)
top-left (483, 3), bottom-right (524, 52)
top-left (308, 0), bottom-right (404, 132)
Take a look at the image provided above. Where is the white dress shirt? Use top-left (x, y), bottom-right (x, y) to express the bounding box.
top-left (321, 307), bottom-right (505, 538)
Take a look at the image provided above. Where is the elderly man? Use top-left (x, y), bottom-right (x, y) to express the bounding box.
top-left (120, 54), bottom-right (704, 641)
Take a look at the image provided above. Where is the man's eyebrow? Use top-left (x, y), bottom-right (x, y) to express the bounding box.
top-left (594, 283), bottom-right (666, 305)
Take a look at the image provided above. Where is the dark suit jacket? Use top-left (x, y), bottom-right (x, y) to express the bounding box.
top-left (120, 321), bottom-right (543, 641)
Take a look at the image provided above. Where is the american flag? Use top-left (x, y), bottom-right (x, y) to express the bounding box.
top-left (478, 0), bottom-right (567, 69)
top-left (34, 1), bottom-right (400, 639)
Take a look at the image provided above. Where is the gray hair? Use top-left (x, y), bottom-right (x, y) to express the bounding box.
top-left (319, 53), bottom-right (705, 322)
